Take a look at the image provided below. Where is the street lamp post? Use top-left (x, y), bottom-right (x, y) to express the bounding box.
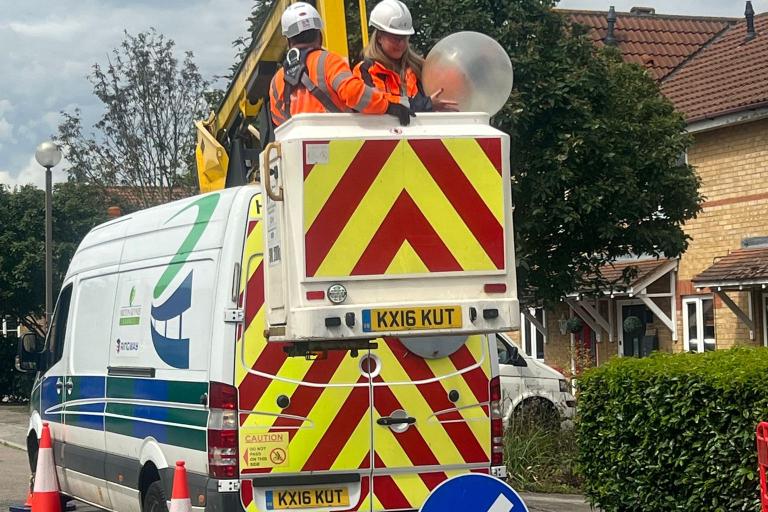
top-left (35, 141), bottom-right (62, 328)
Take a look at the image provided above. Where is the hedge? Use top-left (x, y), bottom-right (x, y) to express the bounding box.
top-left (1, 338), bottom-right (33, 402)
top-left (577, 348), bottom-right (768, 512)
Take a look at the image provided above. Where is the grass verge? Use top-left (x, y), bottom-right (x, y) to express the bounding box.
top-left (504, 417), bottom-right (581, 494)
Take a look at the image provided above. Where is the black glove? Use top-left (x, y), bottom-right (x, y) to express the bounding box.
top-left (410, 93), bottom-right (433, 113)
top-left (387, 102), bottom-right (415, 126)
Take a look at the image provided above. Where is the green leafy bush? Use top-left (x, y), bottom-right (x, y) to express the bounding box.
top-left (577, 348), bottom-right (768, 511)
top-left (1, 338), bottom-right (33, 402)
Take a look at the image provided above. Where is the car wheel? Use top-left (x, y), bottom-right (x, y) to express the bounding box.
top-left (143, 481), bottom-right (169, 512)
top-left (512, 398), bottom-right (560, 430)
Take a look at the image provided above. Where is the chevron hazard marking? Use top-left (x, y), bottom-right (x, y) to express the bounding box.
top-left (304, 137), bottom-right (504, 277)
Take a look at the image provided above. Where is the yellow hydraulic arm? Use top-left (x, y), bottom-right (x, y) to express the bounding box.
top-left (196, 0), bottom-right (369, 192)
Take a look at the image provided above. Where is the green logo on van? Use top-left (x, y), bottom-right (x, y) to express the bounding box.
top-left (150, 194), bottom-right (220, 368)
top-left (119, 286), bottom-right (142, 326)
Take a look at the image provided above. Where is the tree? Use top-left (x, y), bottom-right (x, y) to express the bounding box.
top-left (235, 0), bottom-right (702, 305)
top-left (0, 183), bottom-right (109, 336)
top-left (230, 1), bottom-right (277, 79)
top-left (57, 29), bottom-right (210, 209)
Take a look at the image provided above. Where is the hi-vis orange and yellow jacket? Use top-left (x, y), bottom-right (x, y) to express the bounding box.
top-left (270, 49), bottom-right (398, 127)
top-left (353, 59), bottom-right (433, 112)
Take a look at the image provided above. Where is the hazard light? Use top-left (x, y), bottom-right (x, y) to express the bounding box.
top-left (208, 381), bottom-right (239, 478)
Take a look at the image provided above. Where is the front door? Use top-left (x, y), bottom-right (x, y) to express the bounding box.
top-left (575, 324), bottom-right (597, 372)
top-left (621, 305), bottom-right (649, 357)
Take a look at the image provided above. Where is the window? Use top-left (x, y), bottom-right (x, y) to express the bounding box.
top-left (520, 308), bottom-right (545, 360)
top-left (763, 294), bottom-right (768, 348)
top-left (41, 284), bottom-right (73, 371)
top-left (682, 296), bottom-right (715, 353)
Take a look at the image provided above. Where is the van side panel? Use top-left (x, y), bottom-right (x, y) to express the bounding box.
top-left (104, 254), bottom-right (218, 512)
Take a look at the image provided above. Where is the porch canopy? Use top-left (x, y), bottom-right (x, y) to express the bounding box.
top-left (692, 246), bottom-right (768, 339)
top-left (566, 257), bottom-right (678, 342)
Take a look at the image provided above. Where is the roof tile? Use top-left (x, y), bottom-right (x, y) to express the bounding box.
top-left (564, 9), bottom-right (734, 81)
top-left (662, 14), bottom-right (768, 121)
top-left (692, 247), bottom-right (768, 285)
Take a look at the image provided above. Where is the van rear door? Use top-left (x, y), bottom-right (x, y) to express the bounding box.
top-left (237, 194), bottom-right (373, 511)
top-left (369, 336), bottom-right (492, 510)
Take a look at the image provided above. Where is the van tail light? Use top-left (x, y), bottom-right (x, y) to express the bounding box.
top-left (490, 375), bottom-right (504, 466)
top-left (207, 381), bottom-right (239, 478)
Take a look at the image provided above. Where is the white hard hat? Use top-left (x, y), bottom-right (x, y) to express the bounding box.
top-left (370, 0), bottom-right (415, 36)
top-left (281, 2), bottom-right (323, 38)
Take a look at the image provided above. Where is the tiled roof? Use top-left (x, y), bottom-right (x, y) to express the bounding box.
top-left (598, 257), bottom-right (671, 284)
top-left (661, 14), bottom-right (768, 122)
top-left (575, 257), bottom-right (675, 294)
top-left (692, 247), bottom-right (768, 286)
top-left (563, 9), bottom-right (734, 80)
top-left (105, 186), bottom-right (195, 210)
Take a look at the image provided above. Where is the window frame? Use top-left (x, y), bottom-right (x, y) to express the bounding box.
top-left (41, 283), bottom-right (74, 372)
top-left (682, 295), bottom-right (715, 353)
top-left (520, 307), bottom-right (545, 360)
top-left (763, 293), bottom-right (768, 348)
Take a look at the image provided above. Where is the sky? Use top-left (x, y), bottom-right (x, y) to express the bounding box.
top-left (0, 0), bottom-right (249, 189)
top-left (0, 1), bottom-right (766, 189)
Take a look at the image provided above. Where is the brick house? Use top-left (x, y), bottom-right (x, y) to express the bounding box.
top-left (519, 4), bottom-right (768, 376)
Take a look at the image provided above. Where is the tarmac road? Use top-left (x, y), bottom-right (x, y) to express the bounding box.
top-left (0, 405), bottom-right (596, 512)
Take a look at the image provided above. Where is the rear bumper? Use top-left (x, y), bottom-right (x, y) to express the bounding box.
top-left (205, 479), bottom-right (245, 512)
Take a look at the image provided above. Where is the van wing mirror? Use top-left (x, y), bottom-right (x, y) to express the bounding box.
top-left (16, 333), bottom-right (43, 372)
top-left (21, 332), bottom-right (44, 353)
top-left (508, 345), bottom-right (527, 367)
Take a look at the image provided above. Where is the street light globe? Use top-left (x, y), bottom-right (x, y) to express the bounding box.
top-left (35, 141), bottom-right (62, 169)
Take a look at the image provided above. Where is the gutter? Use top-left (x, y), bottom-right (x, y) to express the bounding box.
top-left (686, 103), bottom-right (768, 134)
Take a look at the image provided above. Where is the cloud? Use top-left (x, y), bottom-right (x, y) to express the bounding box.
top-left (0, 99), bottom-right (15, 149)
top-left (0, 155), bottom-right (68, 189)
top-left (0, 0), bottom-right (249, 187)
top-left (7, 18), bottom-right (85, 39)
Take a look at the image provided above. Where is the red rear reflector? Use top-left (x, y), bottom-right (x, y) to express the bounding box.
top-left (306, 290), bottom-right (325, 300)
top-left (490, 375), bottom-right (504, 466)
top-left (490, 376), bottom-right (501, 402)
top-left (484, 283), bottom-right (507, 293)
top-left (209, 381), bottom-right (237, 410)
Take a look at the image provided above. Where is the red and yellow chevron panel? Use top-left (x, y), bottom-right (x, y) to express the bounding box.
top-left (236, 194), bottom-right (492, 511)
top-left (303, 137), bottom-right (505, 278)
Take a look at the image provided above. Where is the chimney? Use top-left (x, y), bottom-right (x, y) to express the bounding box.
top-left (107, 206), bottom-right (123, 219)
top-left (746, 1), bottom-right (757, 40)
top-left (605, 6), bottom-right (618, 46)
top-left (630, 6), bottom-right (656, 15)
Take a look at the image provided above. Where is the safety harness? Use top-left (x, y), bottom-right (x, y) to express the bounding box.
top-left (281, 47), bottom-right (341, 118)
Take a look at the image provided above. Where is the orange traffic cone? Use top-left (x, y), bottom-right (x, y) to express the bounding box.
top-left (169, 461), bottom-right (191, 512)
top-left (31, 423), bottom-right (61, 512)
top-left (8, 480), bottom-right (34, 512)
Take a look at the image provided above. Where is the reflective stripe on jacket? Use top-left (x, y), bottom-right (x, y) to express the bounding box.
top-left (353, 59), bottom-right (432, 112)
top-left (270, 49), bottom-right (395, 127)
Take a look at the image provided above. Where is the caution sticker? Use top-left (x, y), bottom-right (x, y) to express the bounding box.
top-left (240, 431), bottom-right (289, 469)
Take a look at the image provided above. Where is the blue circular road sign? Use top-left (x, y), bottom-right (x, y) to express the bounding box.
top-left (420, 473), bottom-right (529, 512)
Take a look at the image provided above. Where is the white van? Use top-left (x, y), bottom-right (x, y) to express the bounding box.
top-left (494, 333), bottom-right (576, 426)
top-left (17, 185), bottom-right (506, 512)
